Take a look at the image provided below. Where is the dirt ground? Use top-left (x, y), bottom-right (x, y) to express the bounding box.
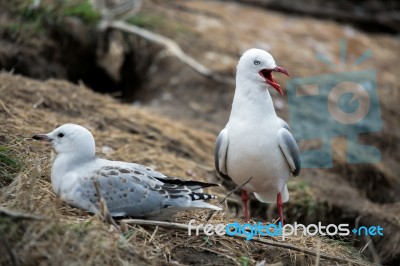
top-left (0, 0), bottom-right (399, 265)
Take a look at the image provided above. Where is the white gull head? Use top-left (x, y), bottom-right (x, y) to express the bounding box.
top-left (236, 48), bottom-right (289, 95)
top-left (33, 123), bottom-right (95, 159)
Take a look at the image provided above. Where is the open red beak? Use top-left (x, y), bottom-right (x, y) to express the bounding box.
top-left (259, 66), bottom-right (290, 95)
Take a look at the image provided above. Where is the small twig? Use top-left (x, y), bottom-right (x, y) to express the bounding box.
top-left (355, 215), bottom-right (381, 265)
top-left (205, 176), bottom-right (253, 222)
top-left (0, 99), bottom-right (16, 119)
top-left (122, 219), bottom-right (190, 230)
top-left (120, 218), bottom-right (366, 265)
top-left (364, 235), bottom-right (381, 265)
top-left (210, 194), bottom-right (241, 205)
top-left (33, 98), bottom-right (44, 109)
top-left (148, 225), bottom-right (158, 244)
top-left (219, 176), bottom-right (253, 205)
top-left (93, 180), bottom-right (119, 229)
top-left (359, 239), bottom-right (370, 254)
top-left (315, 238), bottom-right (321, 266)
top-left (352, 215), bottom-right (363, 245)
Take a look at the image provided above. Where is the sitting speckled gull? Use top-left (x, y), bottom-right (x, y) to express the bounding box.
top-left (33, 124), bottom-right (221, 219)
top-left (215, 48), bottom-right (301, 224)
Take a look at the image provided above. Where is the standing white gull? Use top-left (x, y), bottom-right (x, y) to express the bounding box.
top-left (33, 123), bottom-right (221, 219)
top-left (215, 48), bottom-right (301, 224)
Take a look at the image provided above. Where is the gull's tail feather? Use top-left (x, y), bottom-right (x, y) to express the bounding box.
top-left (189, 200), bottom-right (222, 211)
top-left (150, 192), bottom-right (222, 220)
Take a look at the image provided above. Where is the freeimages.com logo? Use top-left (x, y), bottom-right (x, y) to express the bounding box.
top-left (286, 40), bottom-right (382, 168)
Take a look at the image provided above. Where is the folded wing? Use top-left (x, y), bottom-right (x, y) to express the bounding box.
top-left (214, 128), bottom-right (229, 178)
top-left (277, 121), bottom-right (301, 177)
top-left (75, 164), bottom-right (221, 219)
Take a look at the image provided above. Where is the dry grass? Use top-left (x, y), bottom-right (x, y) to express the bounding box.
top-left (0, 72), bottom-right (370, 265)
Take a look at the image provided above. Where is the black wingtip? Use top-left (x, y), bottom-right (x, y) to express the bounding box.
top-left (155, 176), bottom-right (220, 188)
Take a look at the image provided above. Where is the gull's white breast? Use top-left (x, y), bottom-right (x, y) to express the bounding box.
top-left (226, 117), bottom-right (290, 194)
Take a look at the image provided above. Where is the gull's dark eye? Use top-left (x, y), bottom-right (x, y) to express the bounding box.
top-left (254, 60), bottom-right (261, 65)
top-left (58, 133), bottom-right (64, 138)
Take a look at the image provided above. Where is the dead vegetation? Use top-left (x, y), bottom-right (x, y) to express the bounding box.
top-left (0, 73), bottom-right (370, 265)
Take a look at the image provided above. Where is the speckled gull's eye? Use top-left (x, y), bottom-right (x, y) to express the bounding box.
top-left (254, 60), bottom-right (261, 65)
top-left (58, 133), bottom-right (64, 138)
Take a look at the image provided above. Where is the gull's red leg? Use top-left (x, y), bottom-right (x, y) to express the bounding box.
top-left (241, 189), bottom-right (249, 221)
top-left (277, 192), bottom-right (284, 225)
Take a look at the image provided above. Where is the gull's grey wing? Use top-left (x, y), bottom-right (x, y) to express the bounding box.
top-left (74, 164), bottom-right (219, 218)
top-left (214, 128), bottom-right (229, 178)
top-left (278, 117), bottom-right (290, 131)
top-left (277, 128), bottom-right (301, 176)
top-left (75, 166), bottom-right (168, 217)
top-left (123, 163), bottom-right (168, 179)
